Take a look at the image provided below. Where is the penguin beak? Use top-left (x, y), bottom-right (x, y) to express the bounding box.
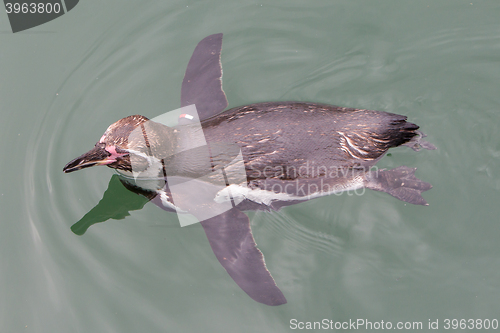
top-left (63, 144), bottom-right (111, 173)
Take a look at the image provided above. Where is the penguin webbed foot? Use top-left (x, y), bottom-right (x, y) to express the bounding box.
top-left (366, 166), bottom-right (432, 206)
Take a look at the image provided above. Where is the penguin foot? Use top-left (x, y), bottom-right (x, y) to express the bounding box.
top-left (366, 166), bottom-right (432, 206)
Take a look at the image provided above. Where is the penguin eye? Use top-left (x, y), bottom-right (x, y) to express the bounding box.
top-left (115, 147), bottom-right (129, 155)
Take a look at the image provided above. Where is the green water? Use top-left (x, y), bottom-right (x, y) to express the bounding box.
top-left (1, 1), bottom-right (500, 332)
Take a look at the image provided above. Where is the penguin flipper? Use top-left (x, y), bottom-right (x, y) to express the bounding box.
top-left (181, 33), bottom-right (228, 121)
top-left (200, 208), bottom-right (287, 306)
top-left (121, 175), bottom-right (287, 305)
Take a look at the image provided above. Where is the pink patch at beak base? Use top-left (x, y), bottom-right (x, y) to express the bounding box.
top-left (102, 146), bottom-right (128, 164)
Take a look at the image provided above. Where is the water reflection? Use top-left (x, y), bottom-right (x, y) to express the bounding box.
top-left (70, 175), bottom-right (149, 235)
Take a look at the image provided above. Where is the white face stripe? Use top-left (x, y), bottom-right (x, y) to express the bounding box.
top-left (124, 148), bottom-right (166, 181)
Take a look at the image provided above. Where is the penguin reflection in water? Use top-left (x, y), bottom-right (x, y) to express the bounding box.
top-left (64, 34), bottom-right (435, 306)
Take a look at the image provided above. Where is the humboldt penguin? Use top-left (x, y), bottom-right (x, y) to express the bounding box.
top-left (63, 33), bottom-right (435, 306)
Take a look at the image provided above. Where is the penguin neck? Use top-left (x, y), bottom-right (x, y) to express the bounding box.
top-left (165, 122), bottom-right (214, 177)
top-left (119, 121), bottom-right (178, 179)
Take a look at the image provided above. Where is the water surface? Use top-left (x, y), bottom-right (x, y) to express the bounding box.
top-left (1, 1), bottom-right (500, 332)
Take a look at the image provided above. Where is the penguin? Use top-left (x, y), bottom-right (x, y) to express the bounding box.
top-left (64, 33), bottom-right (435, 306)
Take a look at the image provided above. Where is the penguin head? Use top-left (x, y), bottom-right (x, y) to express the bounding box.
top-left (63, 115), bottom-right (152, 173)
